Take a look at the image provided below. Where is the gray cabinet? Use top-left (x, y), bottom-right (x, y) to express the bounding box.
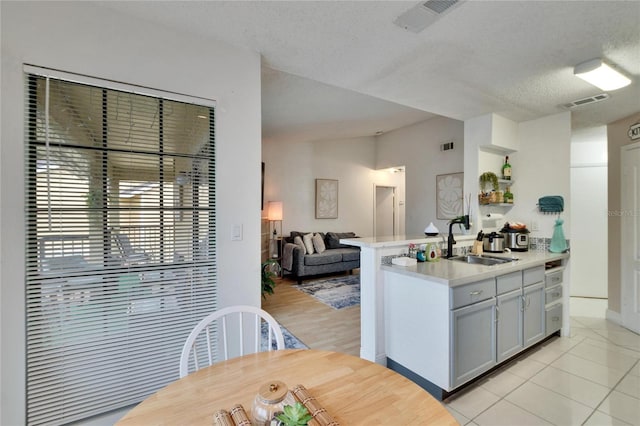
top-left (451, 278), bottom-right (495, 309)
top-left (523, 282), bottom-right (545, 347)
top-left (496, 266), bottom-right (545, 360)
top-left (497, 288), bottom-right (523, 362)
top-left (385, 260), bottom-right (565, 395)
top-left (451, 297), bottom-right (497, 388)
top-left (451, 267), bottom-right (546, 388)
top-left (544, 266), bottom-right (564, 336)
top-left (546, 303), bottom-right (563, 335)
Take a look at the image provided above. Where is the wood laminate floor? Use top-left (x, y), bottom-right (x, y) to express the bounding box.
top-left (261, 271), bottom-right (361, 356)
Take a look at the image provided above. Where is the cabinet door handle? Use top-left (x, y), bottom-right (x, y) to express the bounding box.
top-left (552, 292), bottom-right (560, 297)
top-left (469, 290), bottom-right (483, 296)
top-left (552, 316), bottom-right (560, 321)
top-left (495, 305), bottom-right (500, 322)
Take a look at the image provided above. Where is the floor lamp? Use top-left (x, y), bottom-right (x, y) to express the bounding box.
top-left (267, 201), bottom-right (283, 275)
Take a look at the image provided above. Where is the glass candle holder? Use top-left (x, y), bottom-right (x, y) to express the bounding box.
top-left (252, 380), bottom-right (296, 426)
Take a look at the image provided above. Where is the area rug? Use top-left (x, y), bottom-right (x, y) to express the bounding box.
top-left (293, 274), bottom-right (360, 310)
top-left (261, 322), bottom-right (308, 350)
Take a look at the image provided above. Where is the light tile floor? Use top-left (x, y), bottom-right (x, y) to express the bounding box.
top-left (444, 317), bottom-right (640, 426)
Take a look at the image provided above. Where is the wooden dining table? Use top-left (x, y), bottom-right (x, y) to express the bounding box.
top-left (117, 349), bottom-right (458, 425)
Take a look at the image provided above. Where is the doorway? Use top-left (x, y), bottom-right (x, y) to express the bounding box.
top-left (375, 186), bottom-right (396, 238)
top-left (570, 127), bottom-right (608, 316)
top-left (621, 142), bottom-right (640, 333)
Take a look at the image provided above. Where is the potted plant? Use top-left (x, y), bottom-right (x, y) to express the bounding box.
top-left (479, 171), bottom-right (499, 204)
top-left (275, 402), bottom-right (313, 426)
top-left (261, 259), bottom-right (280, 299)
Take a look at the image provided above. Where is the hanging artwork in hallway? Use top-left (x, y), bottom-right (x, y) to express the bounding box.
top-left (316, 179), bottom-right (338, 219)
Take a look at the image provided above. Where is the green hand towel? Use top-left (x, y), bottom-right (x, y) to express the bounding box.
top-left (550, 218), bottom-right (568, 253)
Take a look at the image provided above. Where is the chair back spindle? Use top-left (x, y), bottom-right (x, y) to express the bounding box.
top-left (179, 305), bottom-right (285, 378)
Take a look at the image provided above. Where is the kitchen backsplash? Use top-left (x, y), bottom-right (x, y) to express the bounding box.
top-left (529, 237), bottom-right (547, 251)
top-left (529, 237), bottom-right (570, 252)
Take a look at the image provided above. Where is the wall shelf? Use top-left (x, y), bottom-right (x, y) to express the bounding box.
top-left (479, 180), bottom-right (514, 205)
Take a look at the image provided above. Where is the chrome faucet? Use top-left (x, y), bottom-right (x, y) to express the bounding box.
top-left (447, 215), bottom-right (471, 259)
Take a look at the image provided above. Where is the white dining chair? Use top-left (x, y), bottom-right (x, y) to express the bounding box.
top-left (179, 305), bottom-right (285, 378)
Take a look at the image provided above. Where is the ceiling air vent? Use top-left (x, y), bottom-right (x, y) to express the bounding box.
top-left (394, 0), bottom-right (464, 33)
top-left (562, 93), bottom-right (610, 109)
top-left (423, 0), bottom-right (460, 15)
top-left (441, 141), bottom-right (454, 151)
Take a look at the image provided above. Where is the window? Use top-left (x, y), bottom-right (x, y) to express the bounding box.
top-left (25, 67), bottom-right (217, 425)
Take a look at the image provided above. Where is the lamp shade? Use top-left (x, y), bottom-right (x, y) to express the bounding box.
top-left (574, 58), bottom-right (631, 91)
top-left (267, 201), bottom-right (283, 221)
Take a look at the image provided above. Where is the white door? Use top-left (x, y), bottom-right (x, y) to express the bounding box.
top-left (375, 186), bottom-right (395, 237)
top-left (621, 142), bottom-right (640, 333)
top-left (570, 166), bottom-right (608, 298)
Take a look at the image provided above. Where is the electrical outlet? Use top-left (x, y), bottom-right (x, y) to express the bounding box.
top-left (531, 220), bottom-right (539, 231)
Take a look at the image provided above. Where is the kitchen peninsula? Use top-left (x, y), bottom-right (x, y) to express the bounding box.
top-left (341, 235), bottom-right (569, 400)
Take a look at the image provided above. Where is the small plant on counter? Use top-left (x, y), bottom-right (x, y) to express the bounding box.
top-left (261, 259), bottom-right (280, 299)
top-left (275, 402), bottom-right (313, 426)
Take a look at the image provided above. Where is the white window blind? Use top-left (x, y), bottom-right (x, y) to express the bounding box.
top-left (25, 69), bottom-right (217, 425)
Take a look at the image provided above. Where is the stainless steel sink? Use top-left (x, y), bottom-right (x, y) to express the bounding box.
top-left (448, 254), bottom-right (518, 266)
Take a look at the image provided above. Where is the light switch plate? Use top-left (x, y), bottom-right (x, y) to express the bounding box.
top-left (231, 224), bottom-right (242, 241)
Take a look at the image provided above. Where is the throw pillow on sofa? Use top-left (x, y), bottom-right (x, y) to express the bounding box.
top-left (293, 235), bottom-right (306, 254)
top-left (312, 233), bottom-right (326, 254)
top-left (325, 232), bottom-right (357, 249)
top-left (302, 233), bottom-right (315, 254)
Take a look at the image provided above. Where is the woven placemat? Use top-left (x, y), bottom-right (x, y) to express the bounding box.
top-left (212, 385), bottom-right (338, 426)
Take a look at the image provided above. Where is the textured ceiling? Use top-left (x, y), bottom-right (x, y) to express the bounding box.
top-left (98, 1), bottom-right (640, 141)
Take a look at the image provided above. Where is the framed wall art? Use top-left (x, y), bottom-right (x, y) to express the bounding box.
top-left (436, 172), bottom-right (463, 219)
top-left (315, 179), bottom-right (338, 219)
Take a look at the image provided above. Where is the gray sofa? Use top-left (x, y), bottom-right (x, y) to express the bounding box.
top-left (283, 231), bottom-right (360, 283)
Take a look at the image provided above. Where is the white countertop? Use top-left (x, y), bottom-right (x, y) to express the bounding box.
top-left (340, 234), bottom-right (476, 248)
top-left (381, 250), bottom-right (569, 287)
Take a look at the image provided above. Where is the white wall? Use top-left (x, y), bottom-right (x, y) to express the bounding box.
top-left (376, 116), bottom-right (464, 235)
top-left (1, 2), bottom-right (262, 424)
top-left (510, 112), bottom-right (572, 239)
top-left (570, 127), bottom-right (607, 298)
top-left (262, 135), bottom-right (401, 237)
top-left (465, 112), bottom-right (571, 241)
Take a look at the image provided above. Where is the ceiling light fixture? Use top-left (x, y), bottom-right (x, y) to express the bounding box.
top-left (574, 58), bottom-right (631, 91)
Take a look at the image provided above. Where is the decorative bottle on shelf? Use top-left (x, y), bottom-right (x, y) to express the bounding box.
top-left (502, 156), bottom-right (512, 180)
top-left (504, 186), bottom-right (514, 204)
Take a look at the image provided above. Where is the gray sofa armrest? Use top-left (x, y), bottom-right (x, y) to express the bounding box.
top-left (283, 243), bottom-right (304, 273)
top-left (291, 244), bottom-right (305, 273)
